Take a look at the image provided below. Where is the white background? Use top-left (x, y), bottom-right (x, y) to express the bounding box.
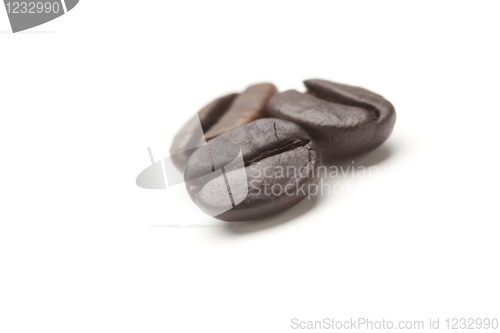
top-left (1, 1), bottom-right (499, 332)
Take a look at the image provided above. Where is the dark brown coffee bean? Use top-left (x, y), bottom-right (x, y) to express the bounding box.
top-left (170, 83), bottom-right (277, 171)
top-left (184, 118), bottom-right (323, 221)
top-left (170, 93), bottom-right (238, 171)
top-left (267, 79), bottom-right (396, 158)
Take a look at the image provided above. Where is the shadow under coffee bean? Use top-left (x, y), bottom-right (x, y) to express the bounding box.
top-left (184, 119), bottom-right (323, 221)
top-left (267, 79), bottom-right (396, 158)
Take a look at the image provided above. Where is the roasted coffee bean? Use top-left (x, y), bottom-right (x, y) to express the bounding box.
top-left (170, 83), bottom-right (277, 171)
top-left (184, 118), bottom-right (323, 221)
top-left (169, 93), bottom-right (237, 171)
top-left (203, 83), bottom-right (277, 140)
top-left (267, 79), bottom-right (396, 158)
top-left (170, 93), bottom-right (237, 171)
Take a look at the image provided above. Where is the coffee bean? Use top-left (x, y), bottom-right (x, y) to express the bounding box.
top-left (203, 83), bottom-right (277, 141)
top-left (170, 93), bottom-right (237, 171)
top-left (170, 83), bottom-right (277, 171)
top-left (267, 79), bottom-right (396, 158)
top-left (184, 118), bottom-right (323, 221)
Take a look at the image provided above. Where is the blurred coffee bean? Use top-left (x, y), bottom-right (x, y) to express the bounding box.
top-left (170, 83), bottom-right (277, 171)
top-left (267, 79), bottom-right (396, 158)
